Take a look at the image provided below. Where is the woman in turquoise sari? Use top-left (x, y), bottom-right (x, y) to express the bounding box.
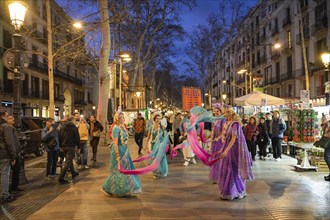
top-left (144, 114), bottom-right (168, 179)
top-left (102, 112), bottom-right (141, 197)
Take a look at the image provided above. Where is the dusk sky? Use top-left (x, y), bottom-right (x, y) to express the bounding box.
top-left (56, 0), bottom-right (259, 75)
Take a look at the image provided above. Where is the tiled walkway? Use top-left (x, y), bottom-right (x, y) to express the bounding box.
top-left (1, 138), bottom-right (329, 220)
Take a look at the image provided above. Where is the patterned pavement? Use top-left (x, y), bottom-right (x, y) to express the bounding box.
top-left (0, 137), bottom-right (329, 220)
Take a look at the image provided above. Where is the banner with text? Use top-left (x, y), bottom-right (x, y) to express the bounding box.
top-left (182, 87), bottom-right (202, 111)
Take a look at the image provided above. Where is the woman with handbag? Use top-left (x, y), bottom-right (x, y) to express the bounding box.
top-left (257, 117), bottom-right (269, 161)
top-left (244, 116), bottom-right (259, 161)
top-left (89, 114), bottom-right (104, 162)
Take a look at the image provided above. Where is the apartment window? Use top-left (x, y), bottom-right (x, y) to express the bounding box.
top-left (287, 31), bottom-right (292, 49)
top-left (268, 22), bottom-right (272, 31)
top-left (32, 46), bottom-right (38, 65)
top-left (42, 79), bottom-right (49, 99)
top-left (23, 74), bottom-right (29, 96)
top-left (67, 65), bottom-right (70, 75)
top-left (31, 76), bottom-right (40, 97)
top-left (277, 88), bottom-right (280, 96)
top-left (288, 84), bottom-right (293, 97)
top-left (54, 83), bottom-right (60, 98)
top-left (315, 1), bottom-right (327, 25)
top-left (286, 7), bottom-right (291, 18)
top-left (299, 0), bottom-right (308, 9)
top-left (265, 65), bottom-right (272, 84)
top-left (256, 16), bottom-right (259, 26)
top-left (287, 56), bottom-right (292, 76)
top-left (276, 62), bottom-right (280, 80)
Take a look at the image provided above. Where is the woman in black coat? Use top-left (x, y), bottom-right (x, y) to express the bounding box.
top-left (257, 117), bottom-right (269, 160)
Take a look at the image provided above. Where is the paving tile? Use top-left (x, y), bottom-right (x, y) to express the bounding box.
top-left (1, 137), bottom-right (328, 220)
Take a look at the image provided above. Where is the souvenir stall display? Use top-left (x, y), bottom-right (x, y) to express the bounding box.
top-left (292, 109), bottom-right (318, 171)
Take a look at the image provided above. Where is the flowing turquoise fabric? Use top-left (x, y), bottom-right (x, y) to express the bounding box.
top-left (149, 127), bottom-right (168, 177)
top-left (102, 125), bottom-right (141, 196)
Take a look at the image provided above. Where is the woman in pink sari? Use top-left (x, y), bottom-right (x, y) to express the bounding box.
top-left (217, 109), bottom-right (253, 200)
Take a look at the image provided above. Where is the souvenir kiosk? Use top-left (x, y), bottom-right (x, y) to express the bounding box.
top-left (293, 107), bottom-right (318, 171)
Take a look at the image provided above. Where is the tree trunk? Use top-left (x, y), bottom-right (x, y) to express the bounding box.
top-left (97, 0), bottom-right (111, 124)
top-left (46, 0), bottom-right (54, 118)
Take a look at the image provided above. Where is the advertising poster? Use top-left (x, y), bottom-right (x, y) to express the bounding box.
top-left (182, 87), bottom-right (202, 111)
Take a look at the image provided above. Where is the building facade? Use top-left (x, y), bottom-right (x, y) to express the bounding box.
top-left (0, 0), bottom-right (97, 120)
top-left (208, 0), bottom-right (329, 107)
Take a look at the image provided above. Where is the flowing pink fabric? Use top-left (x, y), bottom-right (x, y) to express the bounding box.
top-left (170, 142), bottom-right (188, 158)
top-left (132, 154), bottom-right (151, 162)
top-left (185, 125), bottom-right (219, 166)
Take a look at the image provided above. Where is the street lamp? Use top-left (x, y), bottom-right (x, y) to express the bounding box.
top-left (222, 94), bottom-right (227, 103)
top-left (7, 1), bottom-right (28, 123)
top-left (321, 51), bottom-right (330, 71)
top-left (238, 42), bottom-right (282, 95)
top-left (119, 52), bottom-right (131, 109)
top-left (237, 68), bottom-right (251, 95)
top-left (92, 105), bottom-right (96, 114)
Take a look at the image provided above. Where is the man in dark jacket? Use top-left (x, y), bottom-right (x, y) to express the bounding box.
top-left (58, 116), bottom-right (80, 184)
top-left (0, 115), bottom-right (17, 202)
top-left (270, 110), bottom-right (286, 161)
top-left (6, 115), bottom-right (23, 192)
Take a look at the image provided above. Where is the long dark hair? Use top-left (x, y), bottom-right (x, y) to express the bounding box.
top-left (153, 114), bottom-right (165, 137)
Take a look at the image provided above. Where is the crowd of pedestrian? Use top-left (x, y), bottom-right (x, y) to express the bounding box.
top-left (0, 112), bottom-right (104, 203)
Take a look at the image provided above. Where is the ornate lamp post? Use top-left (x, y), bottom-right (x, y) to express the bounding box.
top-left (7, 1), bottom-right (28, 124)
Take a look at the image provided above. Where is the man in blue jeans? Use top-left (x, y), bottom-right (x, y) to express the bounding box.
top-left (270, 110), bottom-right (286, 161)
top-left (58, 117), bottom-right (80, 184)
top-left (0, 116), bottom-right (17, 202)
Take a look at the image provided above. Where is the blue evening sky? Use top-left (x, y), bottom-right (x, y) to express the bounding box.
top-left (56, 0), bottom-right (259, 75)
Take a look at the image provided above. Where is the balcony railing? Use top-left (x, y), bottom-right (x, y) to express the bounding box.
top-left (281, 72), bottom-right (293, 81)
top-left (271, 51), bottom-right (281, 60)
top-left (271, 26), bottom-right (279, 36)
top-left (29, 58), bottom-right (48, 74)
top-left (55, 95), bottom-right (65, 102)
top-left (270, 76), bottom-right (280, 84)
top-left (282, 16), bottom-right (292, 28)
top-left (311, 20), bottom-right (328, 36)
top-left (316, 85), bottom-right (325, 96)
top-left (74, 100), bottom-right (87, 106)
top-left (296, 27), bottom-right (310, 45)
top-left (293, 68), bottom-right (305, 78)
top-left (54, 69), bottom-right (83, 85)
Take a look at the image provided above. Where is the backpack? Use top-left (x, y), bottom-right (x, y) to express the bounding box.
top-left (78, 123), bottom-right (88, 141)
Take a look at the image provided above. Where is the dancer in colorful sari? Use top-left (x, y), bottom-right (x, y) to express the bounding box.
top-left (216, 108), bottom-right (253, 200)
top-left (102, 112), bottom-right (141, 197)
top-left (209, 103), bottom-right (226, 183)
top-left (144, 114), bottom-right (168, 179)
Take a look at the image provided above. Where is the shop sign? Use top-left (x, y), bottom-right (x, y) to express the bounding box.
top-left (300, 90), bottom-right (310, 103)
top-left (325, 83), bottom-right (330, 94)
